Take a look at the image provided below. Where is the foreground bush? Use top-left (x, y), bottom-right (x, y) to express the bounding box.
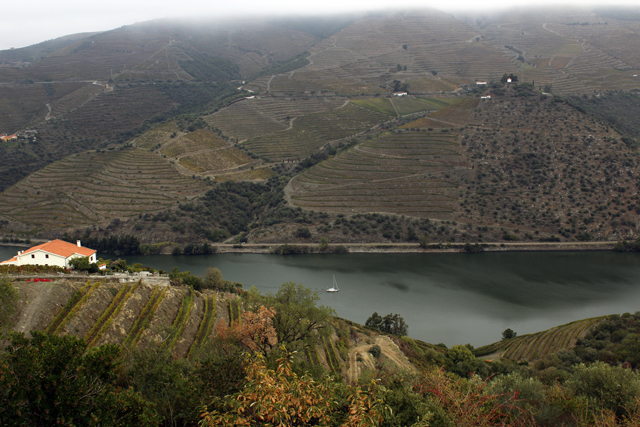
top-left (0, 332), bottom-right (160, 427)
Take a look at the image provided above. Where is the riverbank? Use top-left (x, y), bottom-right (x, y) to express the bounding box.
top-left (0, 240), bottom-right (618, 258)
top-left (212, 241), bottom-right (617, 254)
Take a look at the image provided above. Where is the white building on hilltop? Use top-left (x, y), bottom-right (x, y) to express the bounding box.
top-left (0, 239), bottom-right (97, 268)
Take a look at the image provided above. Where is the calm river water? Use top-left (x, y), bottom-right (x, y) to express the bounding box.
top-left (3, 245), bottom-right (640, 347)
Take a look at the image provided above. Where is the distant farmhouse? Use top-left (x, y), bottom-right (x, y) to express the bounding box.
top-left (0, 134), bottom-right (17, 142)
top-left (393, 91), bottom-right (408, 96)
top-left (0, 239), bottom-right (97, 268)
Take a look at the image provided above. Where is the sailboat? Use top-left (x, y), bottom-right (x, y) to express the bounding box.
top-left (327, 274), bottom-right (339, 293)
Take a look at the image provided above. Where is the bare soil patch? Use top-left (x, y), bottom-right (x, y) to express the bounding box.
top-left (12, 279), bottom-right (85, 336)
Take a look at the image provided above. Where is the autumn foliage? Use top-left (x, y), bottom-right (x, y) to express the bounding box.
top-left (199, 350), bottom-right (385, 427)
top-left (215, 305), bottom-right (278, 355)
top-left (412, 368), bottom-right (533, 427)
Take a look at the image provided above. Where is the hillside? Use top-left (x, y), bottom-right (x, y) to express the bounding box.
top-left (2, 7), bottom-right (640, 246)
top-left (475, 317), bottom-right (604, 362)
top-left (0, 16), bottom-right (338, 192)
top-left (8, 276), bottom-right (418, 379)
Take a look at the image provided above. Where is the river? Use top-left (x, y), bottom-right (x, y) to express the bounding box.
top-left (3, 245), bottom-right (640, 347)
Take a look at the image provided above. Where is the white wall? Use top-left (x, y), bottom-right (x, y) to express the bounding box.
top-left (18, 250), bottom-right (67, 268)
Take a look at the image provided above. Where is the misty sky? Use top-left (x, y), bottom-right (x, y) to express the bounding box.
top-left (1, 0), bottom-right (639, 51)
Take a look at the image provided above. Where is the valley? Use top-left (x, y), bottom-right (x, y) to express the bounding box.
top-left (4, 5), bottom-right (640, 426)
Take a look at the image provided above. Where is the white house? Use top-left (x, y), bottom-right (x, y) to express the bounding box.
top-left (393, 91), bottom-right (408, 96)
top-left (0, 239), bottom-right (97, 268)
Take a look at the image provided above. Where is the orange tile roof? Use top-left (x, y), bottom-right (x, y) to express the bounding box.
top-left (22, 239), bottom-right (96, 258)
top-left (0, 256), bottom-right (17, 264)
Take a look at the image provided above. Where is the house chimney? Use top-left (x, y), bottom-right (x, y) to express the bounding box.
top-left (77, 240), bottom-right (81, 247)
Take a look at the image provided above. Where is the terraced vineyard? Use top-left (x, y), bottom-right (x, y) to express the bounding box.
top-left (424, 98), bottom-right (479, 126)
top-left (212, 167), bottom-right (276, 182)
top-left (187, 295), bottom-right (216, 358)
top-left (243, 103), bottom-right (388, 161)
top-left (15, 279), bottom-right (361, 375)
top-left (204, 96), bottom-right (347, 142)
top-left (134, 121), bottom-right (181, 149)
top-left (271, 11), bottom-right (520, 94)
top-left (0, 147), bottom-right (208, 231)
top-left (353, 96), bottom-right (461, 117)
top-left (160, 129), bottom-right (228, 157)
top-left (0, 82), bottom-right (91, 133)
top-left (288, 130), bottom-right (464, 217)
top-left (475, 317), bottom-right (604, 362)
top-left (179, 148), bottom-right (256, 173)
top-left (28, 280), bottom-right (233, 358)
top-left (47, 86), bottom-right (173, 138)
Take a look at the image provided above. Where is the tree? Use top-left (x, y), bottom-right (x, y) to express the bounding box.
top-left (365, 312), bottom-right (408, 336)
top-left (69, 256), bottom-right (99, 273)
top-left (447, 344), bottom-right (475, 364)
top-left (0, 332), bottom-right (160, 426)
top-left (369, 344), bottom-right (382, 358)
top-left (567, 362), bottom-right (640, 417)
top-left (295, 227), bottom-right (312, 238)
top-left (123, 346), bottom-right (203, 426)
top-left (382, 313), bottom-right (408, 336)
top-left (502, 328), bottom-right (517, 340)
top-left (0, 278), bottom-right (19, 330)
top-left (199, 351), bottom-right (385, 427)
top-left (269, 282), bottom-right (335, 349)
top-left (216, 306), bottom-right (278, 355)
top-left (366, 312), bottom-right (383, 330)
top-left (318, 237), bottom-right (328, 251)
top-left (463, 242), bottom-right (484, 253)
top-left (170, 267), bottom-right (203, 289)
top-left (204, 267), bottom-right (224, 288)
top-left (402, 44), bottom-right (408, 50)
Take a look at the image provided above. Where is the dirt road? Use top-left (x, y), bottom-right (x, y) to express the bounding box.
top-left (347, 336), bottom-right (416, 384)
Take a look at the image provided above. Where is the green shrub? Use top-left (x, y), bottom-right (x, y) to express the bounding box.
top-left (369, 344), bottom-right (382, 358)
top-left (567, 362), bottom-right (640, 416)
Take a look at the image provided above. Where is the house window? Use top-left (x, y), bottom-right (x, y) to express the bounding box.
top-left (45, 254), bottom-right (49, 259)
top-left (31, 254), bottom-right (35, 259)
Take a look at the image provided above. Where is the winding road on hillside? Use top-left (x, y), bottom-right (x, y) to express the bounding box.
top-left (347, 336), bottom-right (416, 384)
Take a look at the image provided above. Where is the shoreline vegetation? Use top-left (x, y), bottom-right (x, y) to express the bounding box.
top-left (0, 240), bottom-right (619, 256)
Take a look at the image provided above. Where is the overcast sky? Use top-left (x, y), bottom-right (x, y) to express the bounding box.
top-left (1, 0), bottom-right (639, 51)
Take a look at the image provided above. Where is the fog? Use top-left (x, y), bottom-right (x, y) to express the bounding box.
top-left (2, 0), bottom-right (639, 51)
